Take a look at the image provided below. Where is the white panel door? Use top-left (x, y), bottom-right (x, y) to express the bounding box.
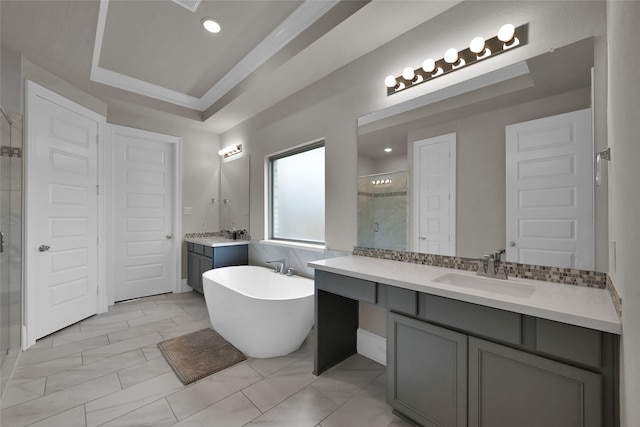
top-left (505, 109), bottom-right (593, 269)
top-left (111, 125), bottom-right (176, 302)
top-left (413, 133), bottom-right (456, 255)
top-left (26, 82), bottom-right (102, 340)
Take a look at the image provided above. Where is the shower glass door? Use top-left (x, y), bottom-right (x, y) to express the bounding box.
top-left (0, 107), bottom-right (23, 383)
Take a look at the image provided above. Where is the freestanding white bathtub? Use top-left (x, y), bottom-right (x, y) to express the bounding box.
top-left (202, 266), bottom-right (314, 358)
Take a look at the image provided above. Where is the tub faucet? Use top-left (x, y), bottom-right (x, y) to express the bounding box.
top-left (265, 259), bottom-right (285, 274)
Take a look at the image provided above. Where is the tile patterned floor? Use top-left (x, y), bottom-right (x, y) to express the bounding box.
top-left (1, 292), bottom-right (412, 427)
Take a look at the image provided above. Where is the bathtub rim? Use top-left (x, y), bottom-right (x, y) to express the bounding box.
top-left (202, 265), bottom-right (314, 301)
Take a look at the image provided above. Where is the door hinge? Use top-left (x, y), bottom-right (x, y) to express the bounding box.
top-left (97, 236), bottom-right (99, 245)
top-left (96, 185), bottom-right (100, 195)
top-left (97, 286), bottom-right (99, 295)
top-left (96, 135), bottom-right (99, 144)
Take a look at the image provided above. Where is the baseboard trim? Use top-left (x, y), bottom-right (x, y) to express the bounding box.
top-left (179, 279), bottom-right (193, 293)
top-left (357, 328), bottom-right (386, 366)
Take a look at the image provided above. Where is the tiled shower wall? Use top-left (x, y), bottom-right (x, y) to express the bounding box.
top-left (0, 112), bottom-right (23, 398)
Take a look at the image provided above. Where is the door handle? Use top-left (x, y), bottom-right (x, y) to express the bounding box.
top-left (508, 241), bottom-right (516, 247)
top-left (166, 234), bottom-right (173, 240)
top-left (38, 245), bottom-right (51, 252)
top-left (420, 235), bottom-right (427, 240)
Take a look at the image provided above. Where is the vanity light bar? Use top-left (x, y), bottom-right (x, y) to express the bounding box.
top-left (218, 144), bottom-right (243, 158)
top-left (384, 23), bottom-right (528, 96)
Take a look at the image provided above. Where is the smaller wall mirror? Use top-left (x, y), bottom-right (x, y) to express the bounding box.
top-left (220, 155), bottom-right (250, 232)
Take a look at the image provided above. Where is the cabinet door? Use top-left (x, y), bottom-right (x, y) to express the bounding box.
top-left (388, 312), bottom-right (467, 427)
top-left (194, 254), bottom-right (211, 294)
top-left (187, 251), bottom-right (199, 291)
top-left (469, 337), bottom-right (602, 427)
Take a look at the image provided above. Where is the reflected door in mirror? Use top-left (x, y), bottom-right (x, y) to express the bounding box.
top-left (413, 133), bottom-right (456, 256)
top-left (505, 109), bottom-right (594, 269)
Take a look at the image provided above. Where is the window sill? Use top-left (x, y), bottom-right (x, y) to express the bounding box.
top-left (259, 240), bottom-right (326, 252)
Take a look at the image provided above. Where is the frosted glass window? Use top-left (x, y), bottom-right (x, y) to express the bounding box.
top-left (270, 143), bottom-right (325, 244)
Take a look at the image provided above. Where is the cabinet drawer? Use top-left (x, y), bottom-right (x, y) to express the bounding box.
top-left (192, 243), bottom-right (205, 255)
top-left (387, 286), bottom-right (418, 316)
top-left (187, 242), bottom-right (194, 252)
top-left (423, 295), bottom-right (521, 345)
top-left (536, 318), bottom-right (602, 368)
top-left (316, 271), bottom-right (376, 304)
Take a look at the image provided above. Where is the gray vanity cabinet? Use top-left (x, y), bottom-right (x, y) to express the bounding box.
top-left (468, 337), bottom-right (602, 427)
top-left (314, 270), bottom-right (618, 427)
top-left (388, 312), bottom-right (467, 427)
top-left (186, 242), bottom-right (248, 294)
top-left (388, 310), bottom-right (604, 427)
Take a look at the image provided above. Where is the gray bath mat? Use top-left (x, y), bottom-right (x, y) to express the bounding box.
top-left (157, 328), bottom-right (246, 385)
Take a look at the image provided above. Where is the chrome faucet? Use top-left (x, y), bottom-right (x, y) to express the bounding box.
top-left (477, 249), bottom-right (508, 280)
top-left (265, 259), bottom-right (285, 274)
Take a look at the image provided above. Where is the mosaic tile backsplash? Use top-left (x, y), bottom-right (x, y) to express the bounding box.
top-left (185, 230), bottom-right (250, 240)
top-left (353, 246), bottom-right (608, 288)
top-left (353, 247), bottom-right (622, 320)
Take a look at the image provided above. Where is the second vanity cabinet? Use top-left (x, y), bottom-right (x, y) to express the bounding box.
top-left (313, 270), bottom-right (619, 427)
top-left (186, 242), bottom-right (248, 293)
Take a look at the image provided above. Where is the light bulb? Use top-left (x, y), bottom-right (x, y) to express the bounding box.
top-left (498, 24), bottom-right (515, 43)
top-left (384, 147), bottom-right (393, 153)
top-left (422, 58), bottom-right (436, 73)
top-left (202, 18), bottom-right (221, 33)
top-left (470, 36), bottom-right (485, 54)
top-left (384, 75), bottom-right (397, 88)
top-left (444, 48), bottom-right (459, 64)
top-left (402, 67), bottom-right (415, 81)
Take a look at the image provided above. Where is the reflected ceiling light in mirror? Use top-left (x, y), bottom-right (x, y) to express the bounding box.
top-left (218, 143), bottom-right (242, 158)
top-left (384, 147), bottom-right (393, 153)
top-left (384, 23), bottom-right (528, 95)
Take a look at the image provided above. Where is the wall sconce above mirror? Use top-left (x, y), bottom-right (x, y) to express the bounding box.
top-left (384, 24), bottom-right (528, 96)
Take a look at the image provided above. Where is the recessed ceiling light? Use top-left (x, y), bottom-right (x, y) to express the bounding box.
top-left (384, 147), bottom-right (393, 153)
top-left (202, 18), bottom-right (221, 34)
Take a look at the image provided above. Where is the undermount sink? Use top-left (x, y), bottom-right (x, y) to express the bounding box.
top-left (433, 273), bottom-right (536, 298)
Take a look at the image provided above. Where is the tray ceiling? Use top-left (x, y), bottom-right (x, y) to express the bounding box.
top-left (1, 0), bottom-right (462, 133)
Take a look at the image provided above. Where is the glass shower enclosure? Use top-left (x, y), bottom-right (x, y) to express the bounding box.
top-left (0, 106), bottom-right (23, 393)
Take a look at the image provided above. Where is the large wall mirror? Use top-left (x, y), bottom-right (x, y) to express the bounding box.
top-left (220, 155), bottom-right (250, 233)
top-left (357, 37), bottom-right (607, 271)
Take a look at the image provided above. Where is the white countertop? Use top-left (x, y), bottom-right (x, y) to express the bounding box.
top-left (308, 255), bottom-right (621, 335)
top-left (185, 237), bottom-right (250, 247)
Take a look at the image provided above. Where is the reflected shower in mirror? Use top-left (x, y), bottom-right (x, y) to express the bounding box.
top-left (220, 155), bottom-right (250, 233)
top-left (357, 171), bottom-right (408, 250)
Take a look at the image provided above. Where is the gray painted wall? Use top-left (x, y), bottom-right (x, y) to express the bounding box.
top-left (220, 1), bottom-right (607, 336)
top-left (607, 2), bottom-right (640, 425)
